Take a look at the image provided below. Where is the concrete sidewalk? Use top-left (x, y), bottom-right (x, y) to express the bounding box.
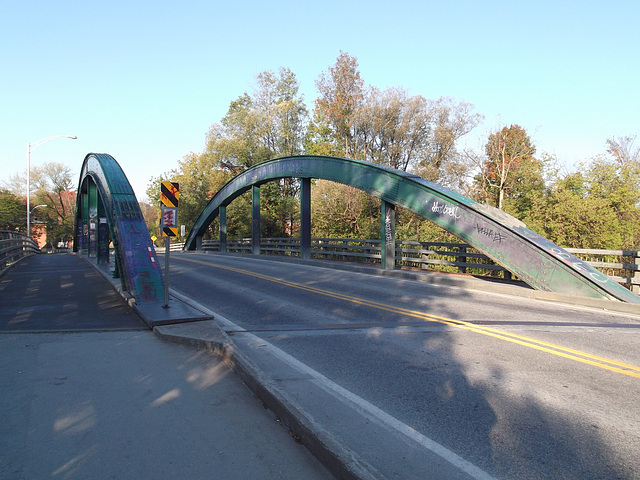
top-left (0, 254), bottom-right (333, 480)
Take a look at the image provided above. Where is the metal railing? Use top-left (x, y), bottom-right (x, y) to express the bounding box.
top-left (172, 237), bottom-right (640, 293)
top-left (0, 230), bottom-right (40, 272)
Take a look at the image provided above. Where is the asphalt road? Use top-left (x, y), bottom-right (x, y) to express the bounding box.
top-left (167, 251), bottom-right (640, 480)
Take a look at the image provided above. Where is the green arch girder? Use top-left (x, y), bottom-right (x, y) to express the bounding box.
top-left (185, 155), bottom-right (639, 303)
top-left (74, 153), bottom-right (164, 305)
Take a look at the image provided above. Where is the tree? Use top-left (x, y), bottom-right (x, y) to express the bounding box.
top-left (148, 68), bottom-right (308, 238)
top-left (527, 172), bottom-right (623, 249)
top-left (209, 67), bottom-right (308, 173)
top-left (314, 51), bottom-right (365, 157)
top-left (0, 189), bottom-right (26, 232)
top-left (24, 163), bottom-right (76, 246)
top-left (351, 89), bottom-right (481, 182)
top-left (418, 97), bottom-right (483, 188)
top-left (352, 86), bottom-right (432, 171)
top-left (304, 109), bottom-right (341, 157)
top-left (311, 180), bottom-right (380, 238)
top-left (585, 157), bottom-right (640, 247)
top-left (475, 125), bottom-right (537, 210)
top-left (253, 67), bottom-right (308, 156)
top-left (139, 201), bottom-right (160, 242)
top-left (606, 134), bottom-right (639, 165)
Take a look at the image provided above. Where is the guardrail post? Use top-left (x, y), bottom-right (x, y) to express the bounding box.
top-left (634, 253), bottom-right (640, 294)
top-left (381, 200), bottom-right (396, 270)
top-left (459, 246), bottom-right (467, 274)
top-left (252, 185), bottom-right (260, 255)
top-left (219, 205), bottom-right (227, 253)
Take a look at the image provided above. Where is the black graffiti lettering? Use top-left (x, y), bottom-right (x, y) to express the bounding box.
top-left (475, 224), bottom-right (505, 243)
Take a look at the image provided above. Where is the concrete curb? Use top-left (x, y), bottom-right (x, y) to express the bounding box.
top-left (154, 319), bottom-right (383, 480)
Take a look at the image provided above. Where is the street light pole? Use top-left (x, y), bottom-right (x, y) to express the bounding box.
top-left (26, 135), bottom-right (77, 234)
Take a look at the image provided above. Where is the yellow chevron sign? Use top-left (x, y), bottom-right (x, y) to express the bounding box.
top-left (161, 181), bottom-right (179, 208)
top-left (162, 227), bottom-right (178, 237)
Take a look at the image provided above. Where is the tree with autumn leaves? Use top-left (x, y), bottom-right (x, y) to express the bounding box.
top-left (1, 162), bottom-right (77, 246)
top-left (473, 124), bottom-right (540, 211)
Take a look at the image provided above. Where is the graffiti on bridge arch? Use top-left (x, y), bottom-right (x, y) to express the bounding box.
top-left (185, 155), bottom-right (639, 304)
top-left (74, 153), bottom-right (164, 305)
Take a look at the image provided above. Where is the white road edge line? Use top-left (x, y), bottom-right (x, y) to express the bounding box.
top-left (170, 288), bottom-right (497, 480)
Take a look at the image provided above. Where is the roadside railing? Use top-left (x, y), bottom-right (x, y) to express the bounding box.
top-left (171, 237), bottom-right (640, 293)
top-left (0, 230), bottom-right (40, 272)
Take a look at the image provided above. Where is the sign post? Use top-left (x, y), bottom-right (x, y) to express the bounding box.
top-left (160, 181), bottom-right (179, 308)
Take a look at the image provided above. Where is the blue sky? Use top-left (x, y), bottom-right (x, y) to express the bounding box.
top-left (2, 0), bottom-right (639, 201)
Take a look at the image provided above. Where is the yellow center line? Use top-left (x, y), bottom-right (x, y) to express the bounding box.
top-left (176, 256), bottom-right (640, 379)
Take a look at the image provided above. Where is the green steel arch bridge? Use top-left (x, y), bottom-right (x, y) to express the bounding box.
top-left (74, 153), bottom-right (640, 309)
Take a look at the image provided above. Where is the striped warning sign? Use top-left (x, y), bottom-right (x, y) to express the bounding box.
top-left (161, 206), bottom-right (178, 237)
top-left (161, 181), bottom-right (179, 208)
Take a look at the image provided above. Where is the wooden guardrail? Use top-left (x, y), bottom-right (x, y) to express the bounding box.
top-left (0, 230), bottom-right (40, 272)
top-left (171, 238), bottom-right (640, 293)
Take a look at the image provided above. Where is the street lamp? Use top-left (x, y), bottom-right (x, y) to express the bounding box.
top-left (26, 135), bottom-right (77, 234)
top-left (30, 204), bottom-right (49, 221)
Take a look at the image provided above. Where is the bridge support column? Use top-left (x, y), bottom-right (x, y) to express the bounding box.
top-left (252, 185), bottom-right (260, 255)
top-left (381, 200), bottom-right (396, 270)
top-left (80, 181), bottom-right (89, 255)
top-left (195, 235), bottom-right (202, 251)
top-left (88, 180), bottom-right (98, 258)
top-left (97, 194), bottom-right (109, 265)
top-left (219, 205), bottom-right (227, 253)
top-left (300, 178), bottom-right (311, 260)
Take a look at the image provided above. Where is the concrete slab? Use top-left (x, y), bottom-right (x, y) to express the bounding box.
top-left (0, 330), bottom-right (333, 479)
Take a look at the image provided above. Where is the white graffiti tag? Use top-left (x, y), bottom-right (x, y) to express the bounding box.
top-left (431, 201), bottom-right (461, 220)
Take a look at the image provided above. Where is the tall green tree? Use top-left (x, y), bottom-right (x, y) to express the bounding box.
top-left (310, 180), bottom-right (380, 238)
top-left (0, 189), bottom-right (26, 232)
top-left (527, 171), bottom-right (623, 249)
top-left (150, 68), bottom-right (308, 238)
top-left (253, 68), bottom-right (308, 156)
top-left (352, 86), bottom-right (432, 171)
top-left (351, 89), bottom-right (481, 182)
top-left (585, 157), bottom-right (640, 247)
top-left (314, 51), bottom-right (365, 158)
top-left (209, 67), bottom-right (308, 172)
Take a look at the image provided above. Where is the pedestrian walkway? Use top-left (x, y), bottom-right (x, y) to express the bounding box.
top-left (0, 254), bottom-right (333, 479)
top-left (0, 254), bottom-right (144, 332)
